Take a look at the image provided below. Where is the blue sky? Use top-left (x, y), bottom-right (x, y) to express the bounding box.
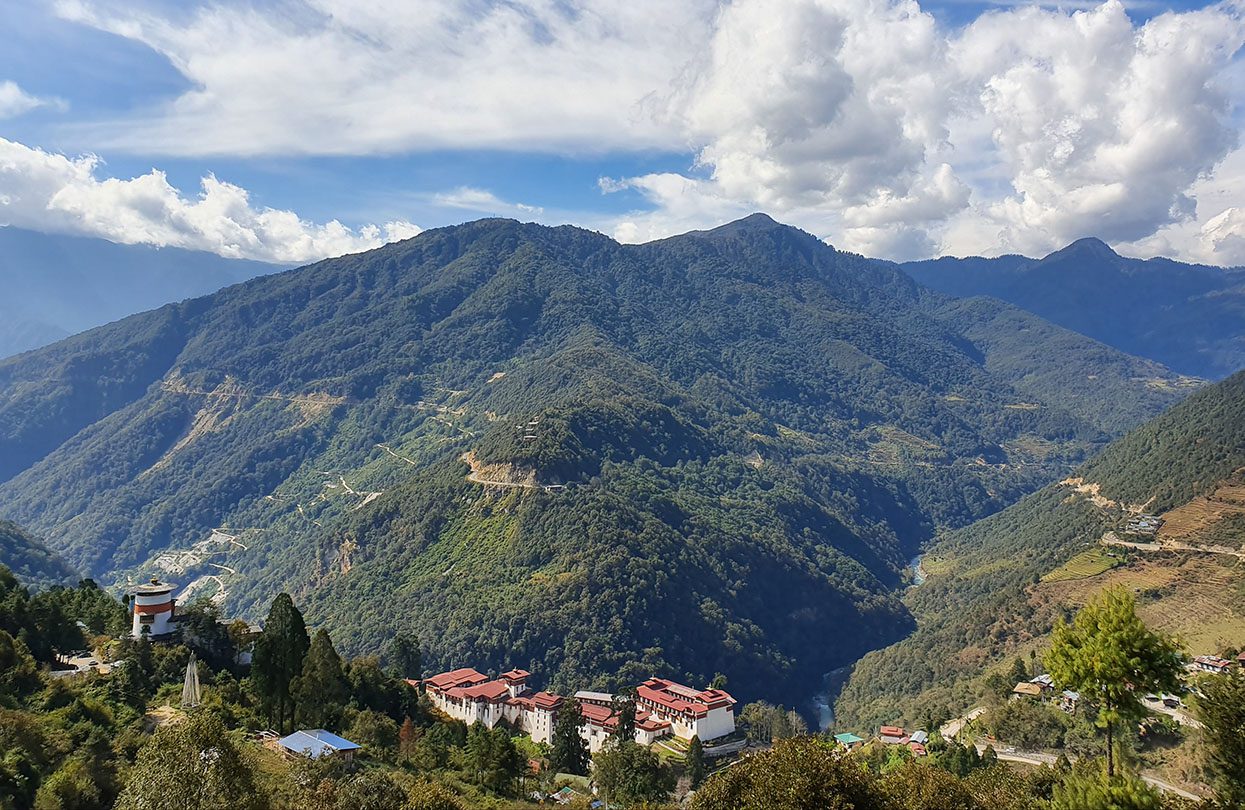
top-left (2, 0), bottom-right (1244, 264)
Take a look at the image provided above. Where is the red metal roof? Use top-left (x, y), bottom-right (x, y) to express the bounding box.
top-left (636, 678), bottom-right (735, 718)
top-left (423, 667), bottom-right (489, 691)
top-left (450, 679), bottom-right (512, 702)
top-left (880, 725), bottom-right (906, 737)
top-left (501, 668), bottom-right (531, 682)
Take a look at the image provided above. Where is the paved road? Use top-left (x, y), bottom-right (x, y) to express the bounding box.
top-left (972, 742), bottom-right (1202, 800)
top-left (939, 706), bottom-right (986, 740)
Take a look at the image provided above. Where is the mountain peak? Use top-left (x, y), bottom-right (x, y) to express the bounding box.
top-left (1042, 236), bottom-right (1119, 263)
top-left (693, 212), bottom-right (784, 238)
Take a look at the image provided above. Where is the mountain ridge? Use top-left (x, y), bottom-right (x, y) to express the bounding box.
top-left (0, 215), bottom-right (1202, 705)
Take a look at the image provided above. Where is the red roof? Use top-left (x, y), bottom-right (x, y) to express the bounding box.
top-left (450, 679), bottom-right (512, 702)
top-left (880, 725), bottom-right (906, 737)
top-left (423, 667), bottom-right (488, 691)
top-left (532, 691), bottom-right (563, 710)
top-left (501, 668), bottom-right (531, 682)
top-left (579, 700), bottom-right (669, 733)
top-left (636, 678), bottom-right (735, 718)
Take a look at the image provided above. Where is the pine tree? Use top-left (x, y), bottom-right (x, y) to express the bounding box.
top-left (610, 689), bottom-right (637, 744)
top-left (549, 699), bottom-right (590, 776)
top-left (390, 632), bottom-right (422, 681)
top-left (687, 734), bottom-right (706, 788)
top-left (1194, 669), bottom-right (1245, 805)
top-left (251, 592), bottom-right (310, 733)
top-left (294, 628), bottom-right (348, 729)
top-left (1044, 587), bottom-right (1183, 777)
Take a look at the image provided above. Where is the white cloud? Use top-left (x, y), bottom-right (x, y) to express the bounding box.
top-left (54, 0), bottom-right (715, 156)
top-left (433, 187), bottom-right (544, 217)
top-left (0, 80), bottom-right (64, 119)
top-left (34, 0), bottom-right (1245, 261)
top-left (0, 138), bottom-right (419, 263)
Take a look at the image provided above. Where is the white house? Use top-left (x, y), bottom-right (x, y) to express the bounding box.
top-left (635, 678), bottom-right (736, 742)
top-left (129, 578), bottom-right (178, 640)
top-left (420, 667), bottom-right (566, 745)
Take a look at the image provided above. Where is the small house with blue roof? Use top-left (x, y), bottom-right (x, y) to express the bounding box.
top-left (277, 729), bottom-right (361, 763)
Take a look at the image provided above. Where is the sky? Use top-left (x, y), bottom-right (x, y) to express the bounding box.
top-left (2, 0), bottom-right (1245, 265)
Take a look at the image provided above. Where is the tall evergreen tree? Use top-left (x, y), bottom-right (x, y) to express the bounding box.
top-left (251, 592), bottom-right (310, 733)
top-left (687, 735), bottom-right (706, 788)
top-left (549, 699), bottom-right (590, 776)
top-left (1195, 669), bottom-right (1245, 805)
top-left (294, 628), bottom-right (348, 730)
top-left (610, 689), bottom-right (637, 744)
top-left (389, 632), bottom-right (422, 681)
top-left (1044, 587), bottom-right (1183, 777)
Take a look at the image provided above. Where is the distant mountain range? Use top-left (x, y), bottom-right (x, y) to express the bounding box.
top-left (0, 227), bottom-right (281, 360)
top-left (905, 239), bottom-right (1245, 379)
top-left (0, 520), bottom-right (77, 589)
top-left (0, 215), bottom-right (1200, 705)
top-left (837, 367), bottom-right (1245, 729)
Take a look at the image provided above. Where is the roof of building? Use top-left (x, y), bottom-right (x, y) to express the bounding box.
top-left (1030, 674), bottom-right (1055, 687)
top-left (879, 725), bottom-right (905, 737)
top-left (578, 701), bottom-right (669, 734)
top-left (277, 729), bottom-right (360, 758)
top-left (1013, 682), bottom-right (1044, 697)
top-left (1061, 690), bottom-right (1080, 701)
top-left (1195, 655), bottom-right (1233, 668)
top-left (834, 732), bottom-right (864, 744)
top-left (573, 690), bottom-right (616, 704)
top-left (909, 730), bottom-right (929, 744)
top-left (424, 667), bottom-right (489, 691)
top-left (909, 742), bottom-right (927, 756)
top-left (449, 679), bottom-right (512, 702)
top-left (531, 691), bottom-right (563, 710)
top-left (636, 678), bottom-right (735, 718)
top-left (501, 668), bottom-right (531, 682)
top-left (133, 577), bottom-right (177, 594)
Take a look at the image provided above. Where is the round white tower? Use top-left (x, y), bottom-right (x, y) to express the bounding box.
top-left (130, 577), bottom-right (178, 639)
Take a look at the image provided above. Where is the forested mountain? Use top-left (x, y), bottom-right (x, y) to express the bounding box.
top-left (0, 215), bottom-right (1197, 705)
top-left (837, 368), bottom-right (1245, 729)
top-left (0, 227), bottom-right (280, 359)
top-left (0, 520), bottom-right (77, 589)
top-left (905, 238), bottom-right (1245, 379)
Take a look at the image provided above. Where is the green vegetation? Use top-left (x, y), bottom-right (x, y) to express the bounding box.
top-left (1045, 588), bottom-right (1184, 776)
top-left (837, 369), bottom-right (1245, 729)
top-left (0, 520), bottom-right (77, 589)
top-left (0, 216), bottom-right (1192, 704)
top-left (1194, 670), bottom-right (1245, 804)
top-left (1040, 548), bottom-right (1124, 582)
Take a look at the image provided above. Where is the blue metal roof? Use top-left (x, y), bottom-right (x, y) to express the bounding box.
top-left (277, 729), bottom-right (360, 758)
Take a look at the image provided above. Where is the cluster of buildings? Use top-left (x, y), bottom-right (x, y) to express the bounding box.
top-left (415, 666), bottom-right (737, 753)
top-left (1124, 514), bottom-right (1164, 535)
top-left (1011, 673), bottom-right (1080, 713)
top-left (832, 726), bottom-right (930, 756)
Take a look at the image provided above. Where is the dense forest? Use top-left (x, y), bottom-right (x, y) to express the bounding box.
top-left (906, 237), bottom-right (1245, 379)
top-left (837, 369), bottom-right (1245, 729)
top-left (0, 215), bottom-right (1199, 706)
top-left (4, 562), bottom-right (1240, 809)
top-left (0, 521), bottom-right (77, 589)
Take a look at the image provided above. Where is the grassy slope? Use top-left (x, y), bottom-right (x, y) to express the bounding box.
top-left (835, 370), bottom-right (1245, 730)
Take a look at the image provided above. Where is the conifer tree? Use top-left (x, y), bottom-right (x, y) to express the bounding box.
top-left (687, 734), bottom-right (706, 788)
top-left (1044, 587), bottom-right (1183, 777)
top-left (294, 628), bottom-right (348, 729)
top-left (114, 713), bottom-right (261, 810)
top-left (610, 689), bottom-right (637, 744)
top-left (1195, 669), bottom-right (1245, 804)
top-left (390, 632), bottom-right (422, 681)
top-left (251, 592), bottom-right (310, 733)
top-left (549, 699), bottom-right (590, 776)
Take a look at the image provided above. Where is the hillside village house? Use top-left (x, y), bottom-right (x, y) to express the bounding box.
top-left (418, 667), bottom-right (736, 751)
top-left (1192, 655), bottom-right (1234, 675)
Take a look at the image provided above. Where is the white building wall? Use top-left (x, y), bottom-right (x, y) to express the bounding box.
top-left (693, 707), bottom-right (735, 741)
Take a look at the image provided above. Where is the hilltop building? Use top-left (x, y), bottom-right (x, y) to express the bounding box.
top-left (419, 667), bottom-right (737, 751)
top-left (128, 577), bottom-right (178, 640)
top-left (635, 677), bottom-right (736, 741)
top-left (418, 668), bottom-right (563, 745)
